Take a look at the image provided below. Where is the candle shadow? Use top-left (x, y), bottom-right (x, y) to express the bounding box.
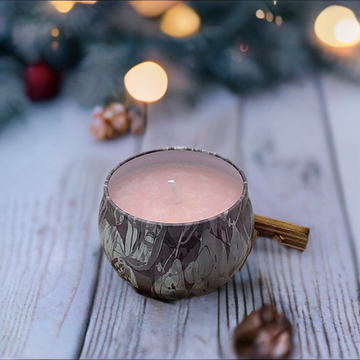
top-left (134, 288), bottom-right (178, 304)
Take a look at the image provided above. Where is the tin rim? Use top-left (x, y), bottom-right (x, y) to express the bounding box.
top-left (103, 147), bottom-right (249, 227)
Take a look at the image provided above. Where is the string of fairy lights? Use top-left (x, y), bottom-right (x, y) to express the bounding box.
top-left (26, 1), bottom-right (360, 89)
top-left (49, 1), bottom-right (360, 54)
top-left (50, 1), bottom-right (201, 38)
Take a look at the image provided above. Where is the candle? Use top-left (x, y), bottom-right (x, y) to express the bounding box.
top-left (109, 163), bottom-right (243, 223)
top-left (100, 148), bottom-right (252, 299)
top-left (99, 148), bottom-right (309, 300)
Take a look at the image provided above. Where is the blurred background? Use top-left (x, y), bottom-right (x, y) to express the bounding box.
top-left (1, 1), bottom-right (360, 125)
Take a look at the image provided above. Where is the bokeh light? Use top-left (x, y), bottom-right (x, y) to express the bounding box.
top-left (160, 3), bottom-right (200, 38)
top-left (51, 1), bottom-right (96, 13)
top-left (240, 43), bottom-right (249, 52)
top-left (51, 27), bottom-right (59, 37)
top-left (51, 41), bottom-right (59, 50)
top-left (315, 5), bottom-right (360, 47)
top-left (51, 1), bottom-right (75, 13)
top-left (256, 9), bottom-right (265, 19)
top-left (266, 12), bottom-right (274, 22)
top-left (129, 1), bottom-right (178, 18)
top-left (334, 18), bottom-right (360, 43)
top-left (124, 62), bottom-right (168, 103)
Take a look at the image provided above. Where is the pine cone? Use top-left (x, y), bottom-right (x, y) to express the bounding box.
top-left (92, 105), bottom-right (104, 117)
top-left (108, 102), bottom-right (126, 114)
top-left (90, 116), bottom-right (115, 140)
top-left (90, 102), bottom-right (129, 140)
top-left (112, 114), bottom-right (129, 134)
top-left (233, 305), bottom-right (292, 359)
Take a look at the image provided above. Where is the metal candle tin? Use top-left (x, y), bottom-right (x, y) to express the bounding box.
top-left (98, 147), bottom-right (308, 300)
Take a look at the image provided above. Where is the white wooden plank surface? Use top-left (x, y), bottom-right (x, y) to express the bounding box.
top-left (141, 87), bottom-right (242, 159)
top-left (79, 80), bottom-right (360, 359)
top-left (239, 78), bottom-right (360, 359)
top-left (0, 97), bottom-right (140, 358)
top-left (1, 78), bottom-right (360, 359)
top-left (320, 74), bottom-right (360, 276)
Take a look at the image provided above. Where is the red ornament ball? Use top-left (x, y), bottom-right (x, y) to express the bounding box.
top-left (25, 62), bottom-right (61, 101)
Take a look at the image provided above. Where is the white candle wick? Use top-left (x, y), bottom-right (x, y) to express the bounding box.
top-left (168, 179), bottom-right (181, 204)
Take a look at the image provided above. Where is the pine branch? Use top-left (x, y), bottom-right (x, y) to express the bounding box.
top-left (0, 57), bottom-right (27, 125)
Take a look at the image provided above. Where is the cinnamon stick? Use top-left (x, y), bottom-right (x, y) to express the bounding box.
top-left (254, 214), bottom-right (309, 251)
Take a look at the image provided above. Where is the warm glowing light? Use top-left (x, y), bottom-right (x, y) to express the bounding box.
top-left (124, 62), bottom-right (168, 103)
top-left (51, 1), bottom-right (75, 13)
top-left (334, 18), bottom-right (360, 43)
top-left (275, 16), bottom-right (283, 26)
top-left (51, 41), bottom-right (59, 50)
top-left (160, 3), bottom-right (200, 38)
top-left (129, 1), bottom-right (178, 18)
top-left (51, 1), bottom-right (95, 13)
top-left (315, 5), bottom-right (360, 47)
top-left (256, 9), bottom-right (265, 19)
top-left (51, 27), bottom-right (59, 37)
top-left (266, 12), bottom-right (274, 22)
top-left (273, 1), bottom-right (277, 5)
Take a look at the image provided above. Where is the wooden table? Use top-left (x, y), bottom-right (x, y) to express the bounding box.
top-left (1, 74), bottom-right (359, 359)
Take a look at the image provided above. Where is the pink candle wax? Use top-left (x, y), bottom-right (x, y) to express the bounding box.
top-left (109, 155), bottom-right (243, 224)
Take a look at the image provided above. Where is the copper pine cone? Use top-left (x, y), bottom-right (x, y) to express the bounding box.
top-left (90, 103), bottom-right (146, 140)
top-left (90, 102), bottom-right (130, 140)
top-left (233, 305), bottom-right (292, 359)
top-left (90, 117), bottom-right (115, 140)
top-left (112, 114), bottom-right (129, 134)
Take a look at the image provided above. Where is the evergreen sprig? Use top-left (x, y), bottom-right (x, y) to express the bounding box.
top-left (1, 0), bottom-right (360, 123)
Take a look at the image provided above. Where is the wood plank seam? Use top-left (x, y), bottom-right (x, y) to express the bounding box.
top-left (76, 254), bottom-right (103, 358)
top-left (315, 76), bottom-right (360, 288)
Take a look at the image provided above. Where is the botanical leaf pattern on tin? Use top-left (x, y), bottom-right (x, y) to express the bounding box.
top-left (99, 190), bottom-right (254, 300)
